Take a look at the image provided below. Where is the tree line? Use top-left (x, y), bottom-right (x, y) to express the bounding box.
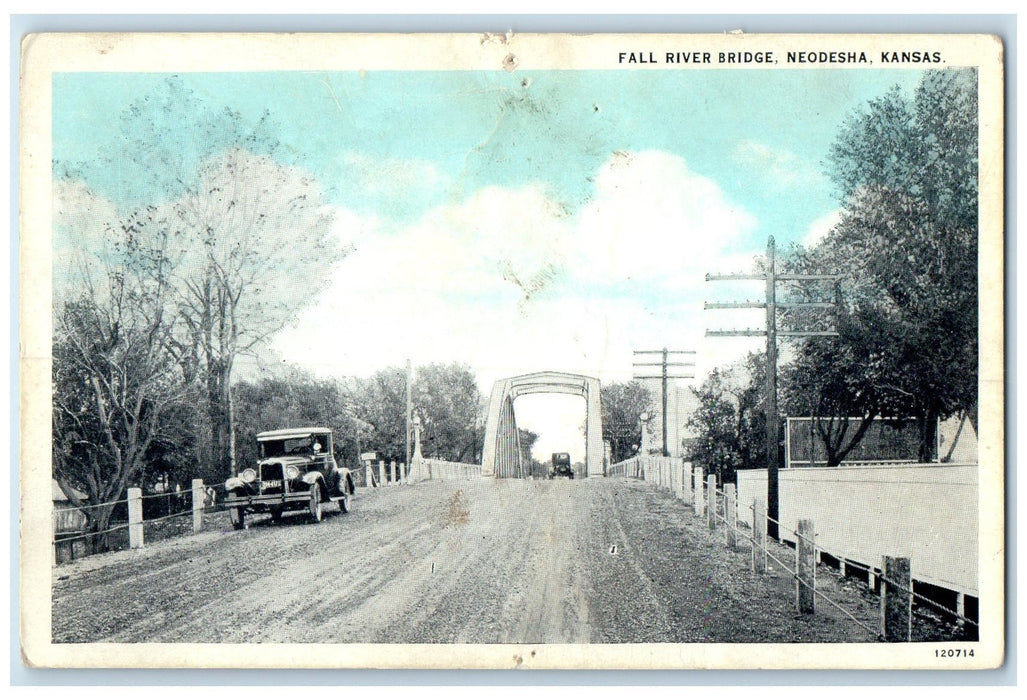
top-left (685, 70), bottom-right (978, 481)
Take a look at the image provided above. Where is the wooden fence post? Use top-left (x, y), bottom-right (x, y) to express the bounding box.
top-left (725, 483), bottom-right (737, 548)
top-left (706, 474), bottom-right (716, 530)
top-left (881, 556), bottom-right (912, 642)
top-left (192, 479), bottom-right (204, 533)
top-left (752, 498), bottom-right (766, 574)
top-left (389, 460), bottom-right (397, 485)
top-left (796, 519), bottom-right (816, 614)
top-left (128, 487), bottom-right (143, 549)
top-left (693, 466), bottom-right (704, 517)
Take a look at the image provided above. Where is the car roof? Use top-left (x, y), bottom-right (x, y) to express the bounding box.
top-left (257, 427), bottom-right (331, 440)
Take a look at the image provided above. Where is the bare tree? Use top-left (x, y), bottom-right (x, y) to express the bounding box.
top-left (166, 148), bottom-right (343, 481)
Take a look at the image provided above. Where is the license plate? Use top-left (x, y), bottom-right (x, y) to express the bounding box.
top-left (262, 480), bottom-right (282, 489)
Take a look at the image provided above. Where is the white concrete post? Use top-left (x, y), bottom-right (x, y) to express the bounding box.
top-left (390, 460), bottom-right (397, 485)
top-left (707, 474), bottom-right (716, 530)
top-left (378, 460), bottom-right (385, 487)
top-left (693, 467), bottom-right (704, 517)
top-left (192, 479), bottom-right (204, 533)
top-left (399, 462), bottom-right (405, 484)
top-left (725, 483), bottom-right (737, 548)
top-left (128, 487), bottom-right (143, 549)
top-left (752, 498), bottom-right (767, 574)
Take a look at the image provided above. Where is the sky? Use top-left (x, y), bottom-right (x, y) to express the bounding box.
top-left (52, 68), bottom-right (929, 461)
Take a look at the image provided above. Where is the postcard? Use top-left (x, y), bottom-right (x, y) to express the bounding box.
top-left (20, 32), bottom-right (1004, 670)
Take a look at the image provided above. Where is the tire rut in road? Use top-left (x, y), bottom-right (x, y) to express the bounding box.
top-left (51, 478), bottom-right (877, 645)
top-left (140, 487), bottom-right (448, 643)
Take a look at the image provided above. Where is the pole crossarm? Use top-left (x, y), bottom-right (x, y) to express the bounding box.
top-left (632, 375), bottom-right (695, 379)
top-left (705, 273), bottom-right (765, 281)
top-left (776, 274), bottom-right (843, 281)
top-left (704, 301), bottom-right (766, 309)
top-left (776, 301), bottom-right (836, 309)
top-left (778, 330), bottom-right (840, 337)
top-left (632, 362), bottom-right (696, 367)
top-left (633, 350), bottom-right (696, 355)
top-left (706, 329), bottom-right (767, 337)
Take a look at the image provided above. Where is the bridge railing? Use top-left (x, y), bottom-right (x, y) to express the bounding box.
top-left (408, 456), bottom-right (482, 482)
top-left (608, 455), bottom-right (696, 504)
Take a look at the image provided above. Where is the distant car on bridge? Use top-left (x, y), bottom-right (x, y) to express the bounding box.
top-left (224, 427), bottom-right (355, 529)
top-left (550, 452), bottom-right (573, 479)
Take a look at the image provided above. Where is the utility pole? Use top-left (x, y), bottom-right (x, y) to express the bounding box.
top-left (633, 348), bottom-right (695, 457)
top-left (705, 236), bottom-right (839, 541)
top-left (405, 359), bottom-right (413, 469)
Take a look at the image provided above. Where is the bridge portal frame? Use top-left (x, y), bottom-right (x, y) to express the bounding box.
top-left (481, 371), bottom-right (604, 478)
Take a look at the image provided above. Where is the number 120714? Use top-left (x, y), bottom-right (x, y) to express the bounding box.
top-left (936, 649), bottom-right (974, 658)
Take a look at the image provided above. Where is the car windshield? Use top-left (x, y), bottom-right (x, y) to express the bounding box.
top-left (260, 436), bottom-right (314, 458)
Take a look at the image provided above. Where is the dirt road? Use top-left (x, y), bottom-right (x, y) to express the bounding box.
top-left (52, 478), bottom-right (879, 644)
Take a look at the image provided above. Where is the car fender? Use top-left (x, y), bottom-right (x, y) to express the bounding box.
top-left (339, 468), bottom-right (355, 494)
top-left (301, 472), bottom-right (324, 494)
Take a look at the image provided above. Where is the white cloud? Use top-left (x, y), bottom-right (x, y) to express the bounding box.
top-left (802, 209), bottom-right (841, 248)
top-left (573, 150), bottom-right (756, 286)
top-left (733, 140), bottom-right (827, 191)
top-left (271, 150), bottom-right (762, 457)
top-left (335, 152), bottom-right (447, 218)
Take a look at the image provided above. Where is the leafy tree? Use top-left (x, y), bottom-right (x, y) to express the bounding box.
top-left (795, 69), bottom-right (979, 461)
top-left (600, 380), bottom-right (653, 463)
top-left (413, 363), bottom-right (484, 462)
top-left (232, 370), bottom-right (359, 472)
top-left (341, 362), bottom-right (484, 464)
top-left (517, 428), bottom-right (542, 476)
top-left (685, 353), bottom-right (766, 483)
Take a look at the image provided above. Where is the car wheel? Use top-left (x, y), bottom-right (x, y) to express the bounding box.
top-left (339, 492), bottom-right (350, 514)
top-left (230, 507), bottom-right (245, 531)
top-left (309, 484), bottom-right (323, 523)
top-left (270, 507), bottom-right (284, 524)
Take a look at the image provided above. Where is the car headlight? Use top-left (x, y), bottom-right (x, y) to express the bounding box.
top-left (285, 466), bottom-right (300, 480)
top-left (240, 468), bottom-right (257, 483)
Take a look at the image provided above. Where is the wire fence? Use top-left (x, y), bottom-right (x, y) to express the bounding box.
top-left (609, 455), bottom-right (978, 642)
top-left (53, 480), bottom-right (238, 563)
top-left (52, 465), bottom-right (384, 565)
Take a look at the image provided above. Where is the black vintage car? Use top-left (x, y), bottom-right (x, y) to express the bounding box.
top-left (550, 452), bottom-right (573, 479)
top-left (224, 427), bottom-right (355, 529)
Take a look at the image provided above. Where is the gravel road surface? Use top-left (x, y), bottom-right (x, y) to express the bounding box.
top-left (52, 477), bottom-right (880, 644)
